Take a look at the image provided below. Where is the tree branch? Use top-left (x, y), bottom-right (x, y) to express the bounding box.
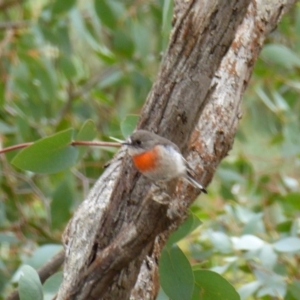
top-left (130, 0), bottom-right (297, 297)
top-left (56, 1), bottom-right (253, 299)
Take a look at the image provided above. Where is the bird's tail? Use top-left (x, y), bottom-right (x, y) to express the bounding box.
top-left (186, 171), bottom-right (207, 194)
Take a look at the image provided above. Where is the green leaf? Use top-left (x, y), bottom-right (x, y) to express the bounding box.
top-left (94, 0), bottom-right (116, 29)
top-left (258, 244), bottom-right (277, 270)
top-left (260, 44), bottom-right (300, 69)
top-left (207, 230), bottom-right (232, 254)
top-left (254, 270), bottom-right (286, 298)
top-left (0, 120), bottom-right (16, 134)
top-left (52, 0), bottom-right (76, 15)
top-left (282, 121), bottom-right (300, 157)
top-left (156, 288), bottom-right (169, 300)
top-left (232, 234), bottom-right (264, 251)
top-left (217, 168), bottom-right (245, 184)
top-left (238, 281), bottom-right (261, 300)
top-left (162, 0), bottom-right (173, 49)
top-left (57, 56), bottom-right (77, 79)
top-left (272, 91), bottom-right (289, 111)
top-left (276, 220), bottom-right (292, 233)
top-left (162, 0), bottom-right (173, 33)
top-left (167, 213), bottom-right (202, 247)
top-left (120, 115), bottom-right (139, 138)
top-left (288, 281), bottom-right (300, 299)
top-left (130, 21), bottom-right (151, 59)
top-left (51, 181), bottom-right (73, 230)
top-left (76, 120), bottom-right (97, 160)
top-left (95, 46), bottom-right (117, 64)
top-left (283, 193), bottom-right (300, 210)
top-left (192, 270), bottom-right (240, 300)
top-left (256, 86), bottom-right (277, 112)
top-left (273, 237), bottom-right (300, 252)
top-left (26, 244), bottom-right (63, 269)
top-left (0, 201), bottom-right (6, 227)
top-left (0, 233), bottom-right (19, 244)
top-left (12, 129), bottom-right (78, 174)
top-left (56, 25), bottom-right (73, 54)
top-left (18, 265), bottom-right (43, 300)
top-left (112, 29), bottom-right (135, 58)
top-left (43, 272), bottom-right (63, 300)
top-left (98, 70), bottom-right (123, 89)
top-left (159, 245), bottom-right (194, 300)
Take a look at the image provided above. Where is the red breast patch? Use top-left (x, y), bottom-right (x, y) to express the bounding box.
top-left (132, 147), bottom-right (159, 172)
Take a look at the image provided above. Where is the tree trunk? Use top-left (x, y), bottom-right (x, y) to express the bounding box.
top-left (56, 0), bottom-right (296, 299)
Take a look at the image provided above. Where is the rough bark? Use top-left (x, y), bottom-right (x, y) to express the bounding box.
top-left (56, 0), bottom-right (296, 299)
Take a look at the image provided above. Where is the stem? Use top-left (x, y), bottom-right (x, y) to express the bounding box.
top-left (0, 143), bottom-right (33, 154)
top-left (0, 141), bottom-right (122, 155)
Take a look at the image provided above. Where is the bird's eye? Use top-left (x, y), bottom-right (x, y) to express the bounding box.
top-left (135, 139), bottom-right (142, 146)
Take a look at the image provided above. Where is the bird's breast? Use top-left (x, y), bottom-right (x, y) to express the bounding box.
top-left (131, 145), bottom-right (186, 182)
top-left (132, 148), bottom-right (158, 172)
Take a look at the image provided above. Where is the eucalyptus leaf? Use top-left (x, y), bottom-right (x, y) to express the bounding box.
top-left (120, 115), bottom-right (139, 138)
top-left (192, 270), bottom-right (240, 300)
top-left (273, 237), bottom-right (300, 252)
top-left (76, 119), bottom-right (97, 160)
top-left (231, 235), bottom-right (264, 251)
top-left (43, 272), bottom-right (63, 300)
top-left (159, 245), bottom-right (194, 300)
top-left (167, 213), bottom-right (202, 247)
top-left (94, 0), bottom-right (116, 29)
top-left (18, 265), bottom-right (43, 300)
top-left (12, 129), bottom-right (78, 173)
top-left (261, 44), bottom-right (300, 69)
top-left (51, 181), bottom-right (73, 230)
top-left (26, 244), bottom-right (63, 269)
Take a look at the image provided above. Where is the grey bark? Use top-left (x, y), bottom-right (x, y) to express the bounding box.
top-left (55, 0), bottom-right (297, 299)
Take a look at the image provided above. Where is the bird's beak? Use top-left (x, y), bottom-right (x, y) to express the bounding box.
top-left (122, 137), bottom-right (132, 146)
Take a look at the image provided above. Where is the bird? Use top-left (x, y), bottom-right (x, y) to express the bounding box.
top-left (123, 130), bottom-right (207, 193)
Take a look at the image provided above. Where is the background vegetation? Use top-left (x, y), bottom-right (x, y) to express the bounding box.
top-left (0, 0), bottom-right (299, 299)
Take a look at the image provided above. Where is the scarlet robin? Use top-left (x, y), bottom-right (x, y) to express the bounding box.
top-left (123, 130), bottom-right (207, 193)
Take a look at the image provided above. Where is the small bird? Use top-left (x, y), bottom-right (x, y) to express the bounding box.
top-left (123, 130), bottom-right (207, 193)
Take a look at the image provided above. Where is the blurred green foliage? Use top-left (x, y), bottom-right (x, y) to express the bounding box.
top-left (0, 0), bottom-right (299, 299)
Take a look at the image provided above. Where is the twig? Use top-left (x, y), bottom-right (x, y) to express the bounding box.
top-left (0, 140), bottom-right (121, 154)
top-left (0, 20), bottom-right (30, 30)
top-left (5, 249), bottom-right (65, 300)
top-left (0, 142), bottom-right (33, 154)
top-left (39, 249), bottom-right (65, 283)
